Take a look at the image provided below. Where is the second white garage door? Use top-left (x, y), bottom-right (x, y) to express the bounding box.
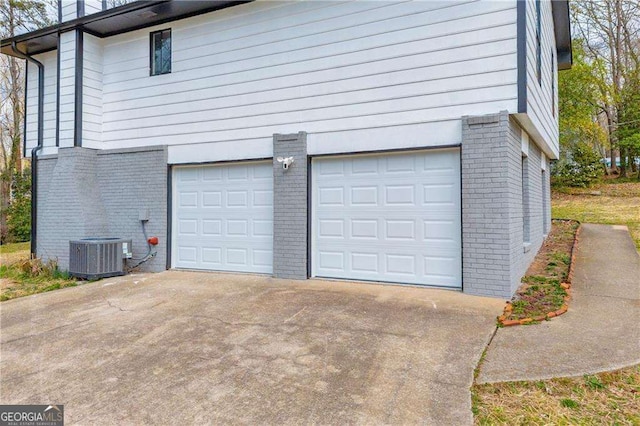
top-left (172, 162), bottom-right (273, 273)
top-left (312, 149), bottom-right (461, 288)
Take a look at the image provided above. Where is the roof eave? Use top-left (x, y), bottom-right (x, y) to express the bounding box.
top-left (1, 0), bottom-right (250, 57)
top-left (552, 0), bottom-right (572, 70)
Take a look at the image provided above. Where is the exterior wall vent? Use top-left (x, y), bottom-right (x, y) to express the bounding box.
top-left (69, 238), bottom-right (132, 279)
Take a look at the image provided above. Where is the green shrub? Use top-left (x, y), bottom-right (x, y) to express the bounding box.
top-left (551, 142), bottom-right (601, 187)
top-left (6, 168), bottom-right (31, 243)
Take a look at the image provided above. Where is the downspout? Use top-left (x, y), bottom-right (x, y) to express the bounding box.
top-left (11, 42), bottom-right (44, 258)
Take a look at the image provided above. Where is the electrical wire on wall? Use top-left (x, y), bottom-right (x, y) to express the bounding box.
top-left (125, 220), bottom-right (157, 272)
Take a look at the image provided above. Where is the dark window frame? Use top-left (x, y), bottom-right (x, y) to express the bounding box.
top-left (535, 0), bottom-right (542, 86)
top-left (150, 28), bottom-right (171, 76)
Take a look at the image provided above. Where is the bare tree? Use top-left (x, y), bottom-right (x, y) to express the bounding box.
top-left (0, 0), bottom-right (52, 241)
top-left (572, 0), bottom-right (640, 177)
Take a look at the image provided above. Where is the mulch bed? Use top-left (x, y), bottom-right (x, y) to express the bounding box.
top-left (498, 220), bottom-right (580, 326)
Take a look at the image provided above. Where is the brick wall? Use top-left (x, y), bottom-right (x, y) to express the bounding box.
top-left (36, 148), bottom-right (108, 269)
top-left (96, 146), bottom-right (168, 272)
top-left (35, 146), bottom-right (167, 272)
top-left (461, 112), bottom-right (549, 298)
top-left (272, 132), bottom-right (308, 279)
top-left (506, 118), bottom-right (545, 295)
top-left (36, 156), bottom-right (63, 264)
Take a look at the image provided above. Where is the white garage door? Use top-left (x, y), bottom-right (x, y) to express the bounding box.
top-left (312, 149), bottom-right (461, 288)
top-left (172, 162), bottom-right (273, 273)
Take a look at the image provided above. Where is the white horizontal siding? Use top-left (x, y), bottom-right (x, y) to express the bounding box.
top-left (84, 0), bottom-right (102, 16)
top-left (83, 33), bottom-right (103, 148)
top-left (25, 50), bottom-right (57, 151)
top-left (525, 0), bottom-right (559, 157)
top-left (100, 0), bottom-right (518, 153)
top-left (60, 0), bottom-right (77, 22)
top-left (59, 31), bottom-right (76, 147)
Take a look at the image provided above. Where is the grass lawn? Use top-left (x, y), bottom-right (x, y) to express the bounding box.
top-left (0, 241), bottom-right (29, 254)
top-left (552, 181), bottom-right (640, 249)
top-left (473, 365), bottom-right (640, 425)
top-left (0, 241), bottom-right (30, 267)
top-left (0, 241), bottom-right (30, 264)
top-left (0, 242), bottom-right (78, 301)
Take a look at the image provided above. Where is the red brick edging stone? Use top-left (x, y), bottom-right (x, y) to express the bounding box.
top-left (498, 223), bottom-right (581, 327)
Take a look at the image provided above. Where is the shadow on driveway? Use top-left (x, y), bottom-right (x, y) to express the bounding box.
top-left (1, 272), bottom-right (503, 424)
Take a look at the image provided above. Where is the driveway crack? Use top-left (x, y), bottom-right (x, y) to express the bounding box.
top-left (1, 318), bottom-right (92, 344)
top-left (104, 298), bottom-right (130, 312)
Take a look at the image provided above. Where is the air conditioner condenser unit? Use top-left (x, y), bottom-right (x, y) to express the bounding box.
top-left (69, 238), bottom-right (132, 279)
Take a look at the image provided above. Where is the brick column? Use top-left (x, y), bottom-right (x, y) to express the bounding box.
top-left (273, 132), bottom-right (308, 279)
top-left (461, 111), bottom-right (520, 298)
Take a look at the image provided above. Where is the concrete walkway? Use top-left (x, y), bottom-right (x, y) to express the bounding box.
top-left (477, 223), bottom-right (640, 384)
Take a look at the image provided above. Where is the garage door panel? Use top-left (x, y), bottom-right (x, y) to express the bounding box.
top-left (226, 191), bottom-right (248, 207)
top-left (385, 253), bottom-right (416, 276)
top-left (173, 162), bottom-right (273, 273)
top-left (385, 219), bottom-right (416, 240)
top-left (226, 219), bottom-right (248, 236)
top-left (424, 220), bottom-right (457, 241)
top-left (177, 168), bottom-right (198, 182)
top-left (317, 160), bottom-right (345, 176)
top-left (202, 167), bottom-right (222, 181)
top-left (227, 166), bottom-right (248, 180)
top-left (319, 219), bottom-right (345, 239)
top-left (253, 220), bottom-right (273, 237)
top-left (253, 190), bottom-right (273, 207)
top-left (351, 186), bottom-right (378, 205)
top-left (316, 215), bottom-right (459, 244)
top-left (385, 185), bottom-right (416, 206)
top-left (319, 251), bottom-right (345, 270)
top-left (252, 165), bottom-right (272, 179)
top-left (202, 191), bottom-right (222, 207)
top-left (202, 247), bottom-right (222, 264)
top-left (313, 149), bottom-right (461, 288)
top-left (178, 219), bottom-right (198, 236)
top-left (316, 184), bottom-right (459, 210)
top-left (202, 220), bottom-right (222, 236)
top-left (253, 249), bottom-right (273, 267)
top-left (178, 246), bottom-right (197, 263)
top-left (318, 187), bottom-right (345, 206)
top-left (351, 156), bottom-right (379, 174)
top-left (423, 184), bottom-right (456, 205)
top-left (385, 155), bottom-right (417, 174)
top-left (351, 252), bottom-right (379, 274)
top-left (351, 219), bottom-right (378, 239)
top-left (226, 248), bottom-right (248, 266)
top-left (178, 191), bottom-right (198, 207)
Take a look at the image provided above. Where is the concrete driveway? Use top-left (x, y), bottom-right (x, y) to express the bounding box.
top-left (0, 271), bottom-right (503, 424)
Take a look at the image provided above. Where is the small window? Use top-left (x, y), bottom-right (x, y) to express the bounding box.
top-left (150, 29), bottom-right (171, 76)
top-left (536, 0), bottom-right (542, 86)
